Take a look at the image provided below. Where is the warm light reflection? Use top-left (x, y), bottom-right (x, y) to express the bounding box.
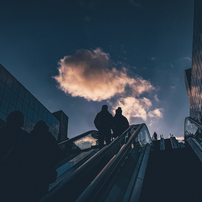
top-left (74, 134), bottom-right (97, 150)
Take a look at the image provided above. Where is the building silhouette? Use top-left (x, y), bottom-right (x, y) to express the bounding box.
top-left (0, 64), bottom-right (68, 141)
top-left (185, 0), bottom-right (202, 120)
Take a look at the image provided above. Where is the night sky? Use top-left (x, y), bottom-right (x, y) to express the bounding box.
top-left (0, 0), bottom-right (194, 139)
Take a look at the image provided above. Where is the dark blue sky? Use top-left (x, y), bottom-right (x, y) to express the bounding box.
top-left (0, 0), bottom-right (194, 139)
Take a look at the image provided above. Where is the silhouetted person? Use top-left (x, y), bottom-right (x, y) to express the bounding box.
top-left (0, 110), bottom-right (30, 201)
top-left (152, 132), bottom-right (158, 141)
top-left (28, 120), bottom-right (60, 200)
top-left (112, 107), bottom-right (129, 138)
top-left (0, 110), bottom-right (28, 160)
top-left (94, 105), bottom-right (113, 149)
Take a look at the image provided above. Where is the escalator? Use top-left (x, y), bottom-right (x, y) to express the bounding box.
top-left (75, 124), bottom-right (152, 202)
top-left (40, 125), bottom-right (139, 201)
top-left (49, 130), bottom-right (100, 191)
top-left (41, 117), bottom-right (202, 201)
top-left (139, 137), bottom-right (202, 202)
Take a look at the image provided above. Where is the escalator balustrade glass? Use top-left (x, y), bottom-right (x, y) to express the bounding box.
top-left (73, 131), bottom-right (98, 150)
top-left (136, 124), bottom-right (152, 147)
top-left (184, 117), bottom-right (202, 144)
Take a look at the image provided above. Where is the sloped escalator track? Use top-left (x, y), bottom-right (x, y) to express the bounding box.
top-left (139, 141), bottom-right (202, 202)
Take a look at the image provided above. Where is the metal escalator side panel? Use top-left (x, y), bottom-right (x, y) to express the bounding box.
top-left (170, 136), bottom-right (179, 149)
top-left (160, 138), bottom-right (165, 150)
top-left (184, 117), bottom-right (202, 143)
top-left (187, 137), bottom-right (202, 162)
top-left (39, 125), bottom-right (140, 202)
top-left (75, 124), bottom-right (145, 202)
top-left (76, 123), bottom-right (152, 202)
top-left (129, 144), bottom-right (151, 202)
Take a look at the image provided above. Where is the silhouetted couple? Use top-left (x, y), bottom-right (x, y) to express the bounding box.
top-left (94, 105), bottom-right (129, 149)
top-left (0, 110), bottom-right (60, 201)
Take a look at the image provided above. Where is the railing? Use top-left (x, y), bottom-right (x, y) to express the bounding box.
top-left (184, 117), bottom-right (202, 144)
top-left (40, 124), bottom-right (145, 202)
top-left (184, 117), bottom-right (202, 162)
top-left (170, 136), bottom-right (179, 149)
top-left (57, 130), bottom-right (98, 164)
top-left (76, 123), bottom-right (152, 202)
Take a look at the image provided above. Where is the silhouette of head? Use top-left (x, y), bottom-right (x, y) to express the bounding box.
top-left (101, 105), bottom-right (108, 112)
top-left (34, 120), bottom-right (49, 132)
top-left (116, 107), bottom-right (122, 115)
top-left (7, 110), bottom-right (24, 128)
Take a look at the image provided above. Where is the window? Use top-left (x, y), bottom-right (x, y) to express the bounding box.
top-left (48, 112), bottom-right (52, 124)
top-left (33, 111), bottom-right (38, 123)
top-left (10, 92), bottom-right (17, 106)
top-left (19, 86), bottom-right (25, 99)
top-left (0, 99), bottom-right (9, 114)
top-left (43, 108), bottom-right (48, 120)
top-left (22, 102), bottom-right (29, 116)
top-left (38, 115), bottom-right (43, 122)
top-left (24, 118), bottom-right (32, 132)
top-left (13, 80), bottom-right (20, 94)
top-left (34, 100), bottom-right (39, 113)
top-left (8, 104), bottom-right (15, 115)
top-left (24, 91), bottom-right (30, 104)
top-left (6, 74), bottom-right (14, 90)
top-left (0, 68), bottom-right (8, 83)
top-left (3, 87), bottom-right (11, 101)
top-left (30, 95), bottom-right (35, 108)
top-left (0, 81), bottom-right (5, 96)
top-left (0, 111), bottom-right (6, 121)
top-left (28, 107), bottom-right (33, 119)
top-left (39, 104), bottom-right (44, 117)
top-left (16, 97), bottom-right (23, 111)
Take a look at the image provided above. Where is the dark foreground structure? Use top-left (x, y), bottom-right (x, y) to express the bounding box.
top-left (34, 118), bottom-right (202, 202)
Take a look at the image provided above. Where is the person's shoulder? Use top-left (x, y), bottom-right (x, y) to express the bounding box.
top-left (107, 111), bottom-right (113, 116)
top-left (122, 115), bottom-right (128, 119)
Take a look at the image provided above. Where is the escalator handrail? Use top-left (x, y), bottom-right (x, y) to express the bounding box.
top-left (39, 125), bottom-right (137, 201)
top-left (76, 124), bottom-right (145, 201)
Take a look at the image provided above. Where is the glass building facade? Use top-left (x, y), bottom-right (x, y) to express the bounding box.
top-left (185, 0), bottom-right (202, 119)
top-left (0, 63), bottom-right (68, 141)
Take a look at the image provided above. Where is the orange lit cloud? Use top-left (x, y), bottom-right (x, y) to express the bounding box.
top-left (148, 108), bottom-right (163, 118)
top-left (54, 48), bottom-right (154, 101)
top-left (54, 48), bottom-right (163, 123)
top-left (111, 97), bottom-right (163, 122)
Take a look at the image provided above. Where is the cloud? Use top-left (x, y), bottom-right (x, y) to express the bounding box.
top-left (111, 97), bottom-right (163, 122)
top-left (148, 108), bottom-right (163, 118)
top-left (183, 57), bottom-right (191, 61)
top-left (154, 94), bottom-right (160, 102)
top-left (54, 48), bottom-right (154, 102)
top-left (170, 86), bottom-right (176, 89)
top-left (54, 48), bottom-right (163, 124)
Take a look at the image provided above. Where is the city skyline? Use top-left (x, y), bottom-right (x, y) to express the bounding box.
top-left (0, 0), bottom-right (194, 139)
